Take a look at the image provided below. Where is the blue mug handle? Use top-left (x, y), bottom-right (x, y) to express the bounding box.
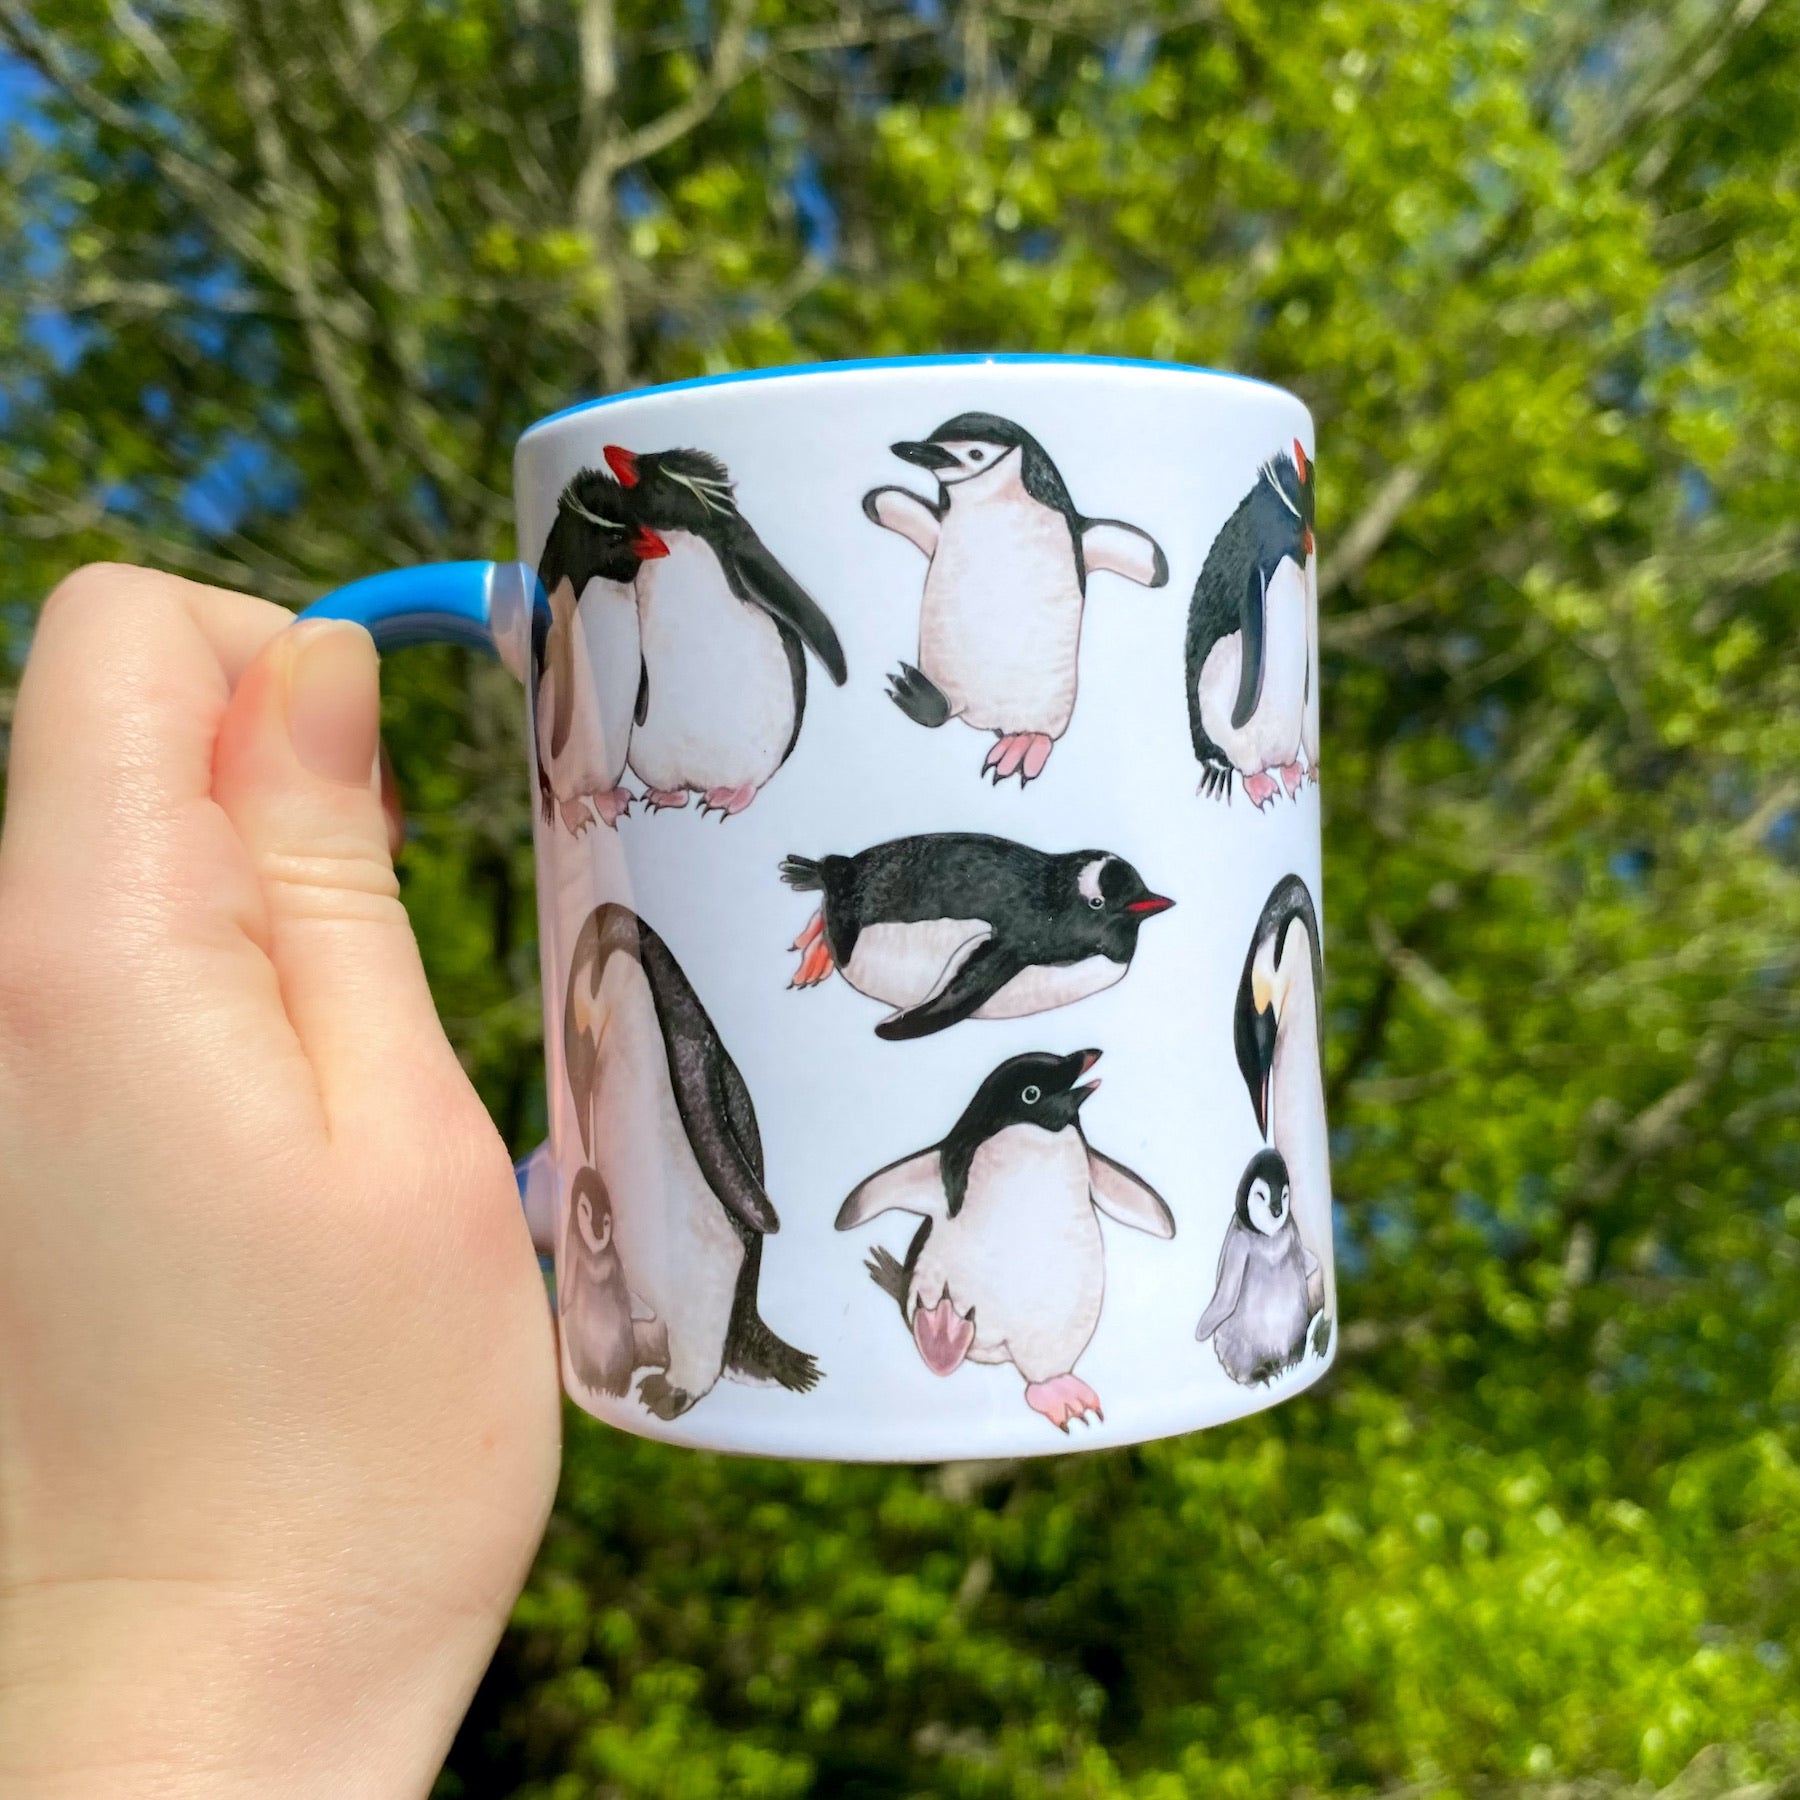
top-left (295, 561), bottom-right (554, 1254)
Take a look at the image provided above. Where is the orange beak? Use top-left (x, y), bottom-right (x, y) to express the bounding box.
top-left (631, 526), bottom-right (669, 560)
top-left (1292, 438), bottom-right (1309, 482)
top-left (604, 444), bottom-right (640, 487)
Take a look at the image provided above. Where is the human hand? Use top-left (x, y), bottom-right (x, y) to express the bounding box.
top-left (0, 567), bottom-right (561, 1798)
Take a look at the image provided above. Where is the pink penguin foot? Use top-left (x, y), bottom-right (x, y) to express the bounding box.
top-left (1241, 770), bottom-right (1281, 810)
top-left (984, 732), bottom-right (1055, 785)
top-left (1306, 758), bottom-right (1321, 786)
top-left (911, 1293), bottom-right (975, 1377)
top-left (699, 783), bottom-right (759, 817)
top-left (641, 788), bottom-right (690, 811)
top-left (592, 786), bottom-right (633, 827)
top-left (1024, 1373), bottom-right (1104, 1433)
top-left (1279, 761), bottom-right (1306, 799)
top-left (789, 912), bottom-right (835, 987)
top-left (557, 795), bottom-right (596, 835)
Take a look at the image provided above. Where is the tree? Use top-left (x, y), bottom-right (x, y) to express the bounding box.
top-left (3, 1), bottom-right (1798, 1793)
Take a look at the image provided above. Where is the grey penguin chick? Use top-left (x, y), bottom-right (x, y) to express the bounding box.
top-left (558, 1165), bottom-right (667, 1399)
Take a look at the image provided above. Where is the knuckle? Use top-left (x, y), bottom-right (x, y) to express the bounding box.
top-left (37, 561), bottom-right (167, 635)
top-left (257, 847), bottom-right (403, 923)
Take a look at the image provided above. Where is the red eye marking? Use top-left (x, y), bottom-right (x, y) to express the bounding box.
top-left (604, 445), bottom-right (640, 487)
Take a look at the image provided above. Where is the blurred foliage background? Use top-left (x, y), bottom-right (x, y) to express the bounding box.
top-left (4, 0), bottom-right (1800, 1794)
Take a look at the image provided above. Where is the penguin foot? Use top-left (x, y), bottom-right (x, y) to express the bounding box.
top-left (984, 732), bottom-right (1054, 785)
top-left (699, 782), bottom-right (758, 818)
top-left (1242, 770), bottom-right (1281, 810)
top-left (642, 788), bottom-right (690, 811)
top-left (1024, 1373), bottom-right (1104, 1433)
top-left (911, 1293), bottom-right (975, 1376)
top-left (636, 1372), bottom-right (698, 1419)
top-left (1279, 761), bottom-right (1306, 800)
top-left (789, 912), bottom-right (835, 987)
top-left (557, 795), bottom-right (596, 835)
top-left (593, 786), bottom-right (633, 827)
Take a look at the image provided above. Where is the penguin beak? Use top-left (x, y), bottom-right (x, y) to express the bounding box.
top-left (1302, 526), bottom-right (1315, 560)
top-left (631, 525), bottom-right (669, 560)
top-left (1293, 438), bottom-right (1309, 482)
top-left (603, 444), bottom-right (641, 487)
top-left (1235, 973), bottom-right (1277, 1139)
top-left (891, 439), bottom-right (959, 472)
top-left (1126, 893), bottom-right (1174, 916)
top-left (1069, 1047), bottom-right (1103, 1102)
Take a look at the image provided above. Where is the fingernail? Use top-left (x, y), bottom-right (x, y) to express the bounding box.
top-left (285, 621), bottom-right (380, 786)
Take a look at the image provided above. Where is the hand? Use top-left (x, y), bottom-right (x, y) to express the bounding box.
top-left (0, 567), bottom-right (561, 1799)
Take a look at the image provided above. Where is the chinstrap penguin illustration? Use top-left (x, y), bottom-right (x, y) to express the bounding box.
top-left (835, 1049), bottom-right (1175, 1431)
top-left (863, 413), bottom-right (1168, 785)
top-left (603, 443), bottom-right (847, 816)
top-left (558, 1165), bottom-right (667, 1399)
top-left (1235, 874), bottom-right (1334, 1347)
top-left (780, 832), bottom-right (1173, 1038)
top-left (564, 902), bottom-right (820, 1416)
top-left (1187, 441), bottom-right (1319, 807)
top-left (532, 470), bottom-right (669, 833)
top-left (1194, 1148), bottom-right (1324, 1385)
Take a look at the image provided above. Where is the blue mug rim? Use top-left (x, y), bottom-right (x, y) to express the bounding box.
top-left (518, 353), bottom-right (1304, 444)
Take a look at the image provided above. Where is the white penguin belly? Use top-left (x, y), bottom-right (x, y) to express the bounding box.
top-left (973, 955), bottom-right (1126, 1019)
top-left (909, 1125), bottom-right (1103, 1382)
top-left (588, 956), bottom-right (746, 1393)
top-left (629, 532), bottom-right (795, 792)
top-left (1271, 964), bottom-right (1333, 1309)
top-left (579, 574), bottom-right (642, 787)
top-left (1301, 560), bottom-right (1320, 769)
top-left (1196, 558), bottom-right (1308, 773)
top-left (841, 918), bottom-right (988, 1008)
top-left (919, 492), bottom-right (1083, 736)
top-left (537, 608), bottom-right (613, 802)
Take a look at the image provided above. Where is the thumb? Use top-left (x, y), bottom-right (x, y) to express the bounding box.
top-left (211, 620), bottom-right (464, 1124)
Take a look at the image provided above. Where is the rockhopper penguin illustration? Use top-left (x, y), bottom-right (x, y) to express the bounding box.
top-left (863, 413), bottom-right (1169, 785)
top-left (558, 1165), bottom-right (668, 1400)
top-left (1194, 1148), bottom-right (1324, 1385)
top-left (835, 1049), bottom-right (1175, 1431)
top-left (1186, 441), bottom-right (1319, 806)
top-left (532, 470), bottom-right (669, 832)
top-left (564, 902), bottom-right (821, 1417)
top-left (1235, 874), bottom-right (1333, 1348)
top-left (603, 444), bottom-right (847, 816)
top-left (780, 832), bottom-right (1174, 1038)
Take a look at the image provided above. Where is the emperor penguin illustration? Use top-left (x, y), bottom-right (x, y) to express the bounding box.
top-left (835, 1049), bottom-right (1175, 1431)
top-left (1235, 874), bottom-right (1334, 1345)
top-left (1194, 1148), bottom-right (1325, 1385)
top-left (564, 902), bottom-right (821, 1417)
top-left (780, 832), bottom-right (1173, 1039)
top-left (862, 413), bottom-right (1169, 786)
top-left (532, 469), bottom-right (669, 833)
top-left (557, 1165), bottom-right (667, 1400)
top-left (1186, 441), bottom-right (1319, 807)
top-left (600, 444), bottom-right (847, 816)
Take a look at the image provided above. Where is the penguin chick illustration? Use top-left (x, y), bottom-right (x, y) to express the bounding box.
top-left (558, 1165), bottom-right (668, 1399)
top-left (564, 902), bottom-right (820, 1417)
top-left (1194, 1148), bottom-right (1323, 1385)
top-left (862, 413), bottom-right (1169, 786)
top-left (1235, 874), bottom-right (1334, 1323)
top-left (601, 444), bottom-right (847, 817)
top-left (533, 470), bottom-right (669, 833)
top-left (835, 1049), bottom-right (1174, 1432)
top-left (780, 832), bottom-right (1173, 1038)
top-left (1186, 441), bottom-right (1318, 808)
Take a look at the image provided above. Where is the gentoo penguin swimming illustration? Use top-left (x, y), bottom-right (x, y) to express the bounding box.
top-left (780, 832), bottom-right (1174, 1039)
top-left (532, 470), bottom-right (669, 833)
top-left (558, 1165), bottom-right (667, 1400)
top-left (602, 443), bottom-right (847, 816)
top-left (862, 413), bottom-right (1168, 785)
top-left (1187, 441), bottom-right (1318, 808)
top-left (1235, 874), bottom-right (1334, 1342)
top-left (564, 902), bottom-right (820, 1417)
top-left (1194, 1148), bottom-right (1324, 1385)
top-left (835, 1049), bottom-right (1174, 1431)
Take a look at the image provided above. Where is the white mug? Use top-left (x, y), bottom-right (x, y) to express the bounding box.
top-left (304, 354), bottom-right (1334, 1461)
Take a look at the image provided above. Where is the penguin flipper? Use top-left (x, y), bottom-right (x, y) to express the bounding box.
top-left (1080, 519), bottom-right (1169, 588)
top-left (634, 654), bottom-right (649, 726)
top-left (1087, 1147), bottom-right (1176, 1238)
top-left (836, 1149), bottom-right (945, 1229)
top-left (1195, 1227), bottom-right (1251, 1342)
top-left (723, 526), bottom-right (848, 685)
top-left (1232, 565), bottom-right (1268, 731)
top-left (874, 937), bottom-right (1018, 1041)
top-left (863, 485), bottom-right (942, 556)
top-left (1303, 1247), bottom-right (1325, 1318)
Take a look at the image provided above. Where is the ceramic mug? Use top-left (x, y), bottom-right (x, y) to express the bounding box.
top-left (302, 353), bottom-right (1334, 1462)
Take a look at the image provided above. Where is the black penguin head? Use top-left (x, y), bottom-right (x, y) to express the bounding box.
top-left (1236, 1148), bottom-right (1292, 1235)
top-left (955, 1048), bottom-right (1102, 1143)
top-left (1066, 853), bottom-right (1174, 960)
top-left (544, 470), bottom-right (670, 588)
top-left (890, 412), bottom-right (1038, 488)
top-left (571, 1165), bottom-right (615, 1255)
top-left (1260, 439), bottom-right (1316, 560)
top-left (1233, 876), bottom-right (1322, 1137)
top-left (603, 444), bottom-right (737, 534)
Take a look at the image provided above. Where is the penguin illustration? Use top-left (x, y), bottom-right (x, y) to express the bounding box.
top-left (1194, 1148), bottom-right (1324, 1385)
top-left (780, 832), bottom-right (1174, 1039)
top-left (564, 902), bottom-right (820, 1417)
top-left (862, 413), bottom-right (1169, 785)
top-left (835, 1049), bottom-right (1174, 1431)
top-left (557, 1165), bottom-right (668, 1399)
top-left (532, 470), bottom-right (669, 833)
top-left (601, 444), bottom-right (847, 816)
top-left (1235, 874), bottom-right (1334, 1335)
top-left (1186, 441), bottom-right (1318, 808)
